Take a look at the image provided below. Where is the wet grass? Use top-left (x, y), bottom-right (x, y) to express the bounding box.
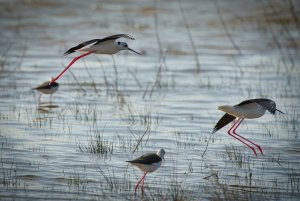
top-left (78, 125), bottom-right (113, 157)
top-left (224, 145), bottom-right (244, 168)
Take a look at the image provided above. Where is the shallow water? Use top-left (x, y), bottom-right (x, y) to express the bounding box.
top-left (0, 0), bottom-right (300, 200)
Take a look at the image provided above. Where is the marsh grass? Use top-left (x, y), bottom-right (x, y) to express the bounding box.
top-left (224, 145), bottom-right (244, 168)
top-left (118, 103), bottom-right (159, 152)
top-left (113, 131), bottom-right (135, 152)
top-left (208, 184), bottom-right (252, 201)
top-left (72, 102), bottom-right (101, 123)
top-left (143, 176), bottom-right (194, 201)
top-left (66, 172), bottom-right (90, 192)
top-left (177, 0), bottom-right (201, 73)
top-left (129, 123), bottom-right (151, 153)
top-left (168, 181), bottom-right (189, 201)
top-left (96, 165), bottom-right (132, 194)
top-left (281, 108), bottom-right (299, 137)
top-left (122, 104), bottom-right (158, 127)
top-left (78, 126), bottom-right (113, 157)
top-left (0, 156), bottom-right (23, 190)
top-left (287, 169), bottom-right (300, 194)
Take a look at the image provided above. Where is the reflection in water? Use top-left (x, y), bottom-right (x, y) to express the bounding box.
top-left (37, 104), bottom-right (59, 113)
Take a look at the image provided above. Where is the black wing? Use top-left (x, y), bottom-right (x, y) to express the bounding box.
top-left (63, 34), bottom-right (134, 56)
top-left (212, 113), bottom-right (236, 133)
top-left (96, 34), bottom-right (135, 42)
top-left (33, 81), bottom-right (59, 90)
top-left (237, 98), bottom-right (283, 115)
top-left (127, 153), bottom-right (161, 165)
top-left (63, 39), bottom-right (100, 56)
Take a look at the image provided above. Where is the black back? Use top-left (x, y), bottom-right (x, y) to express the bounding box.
top-left (127, 153), bottom-right (162, 165)
top-left (236, 98), bottom-right (283, 115)
top-left (63, 39), bottom-right (100, 55)
top-left (34, 81), bottom-right (59, 90)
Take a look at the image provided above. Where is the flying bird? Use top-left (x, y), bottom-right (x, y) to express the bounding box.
top-left (51, 34), bottom-right (141, 83)
top-left (203, 98), bottom-right (283, 157)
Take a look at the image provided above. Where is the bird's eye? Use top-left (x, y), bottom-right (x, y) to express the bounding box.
top-left (117, 42), bottom-right (120, 45)
top-left (125, 44), bottom-right (128, 47)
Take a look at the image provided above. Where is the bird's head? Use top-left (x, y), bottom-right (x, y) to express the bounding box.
top-left (157, 149), bottom-right (165, 160)
top-left (116, 41), bottom-right (141, 55)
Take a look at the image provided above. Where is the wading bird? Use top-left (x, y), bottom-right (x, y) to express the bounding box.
top-left (33, 79), bottom-right (59, 104)
top-left (51, 34), bottom-right (141, 83)
top-left (211, 98), bottom-right (283, 156)
top-left (127, 149), bottom-right (165, 195)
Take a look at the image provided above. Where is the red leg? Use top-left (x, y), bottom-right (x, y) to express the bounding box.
top-left (227, 118), bottom-right (257, 156)
top-left (51, 51), bottom-right (95, 83)
top-left (134, 172), bottom-right (147, 195)
top-left (228, 118), bottom-right (242, 133)
top-left (232, 119), bottom-right (264, 155)
top-left (142, 178), bottom-right (145, 196)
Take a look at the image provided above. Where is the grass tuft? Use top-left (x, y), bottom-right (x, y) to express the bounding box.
top-left (78, 126), bottom-right (113, 157)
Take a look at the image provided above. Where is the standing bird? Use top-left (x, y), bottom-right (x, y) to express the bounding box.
top-left (33, 79), bottom-right (59, 104)
top-left (202, 98), bottom-right (284, 157)
top-left (51, 34), bottom-right (141, 83)
top-left (127, 149), bottom-right (165, 195)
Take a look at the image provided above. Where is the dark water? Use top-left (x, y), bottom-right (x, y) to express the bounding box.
top-left (0, 0), bottom-right (299, 200)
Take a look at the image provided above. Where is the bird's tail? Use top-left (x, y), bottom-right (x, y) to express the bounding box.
top-left (63, 44), bottom-right (84, 56)
top-left (63, 49), bottom-right (74, 56)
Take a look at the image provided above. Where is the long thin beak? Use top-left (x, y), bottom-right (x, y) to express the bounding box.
top-left (128, 48), bottom-right (141, 55)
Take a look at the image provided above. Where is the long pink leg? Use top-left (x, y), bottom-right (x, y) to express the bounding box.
top-left (134, 172), bottom-right (147, 194)
top-left (142, 178), bottom-right (145, 196)
top-left (51, 51), bottom-right (95, 83)
top-left (228, 118), bottom-right (242, 133)
top-left (227, 118), bottom-right (257, 156)
top-left (232, 118), bottom-right (264, 155)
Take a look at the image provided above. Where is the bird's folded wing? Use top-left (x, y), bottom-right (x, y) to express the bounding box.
top-left (98, 34), bottom-right (134, 42)
top-left (33, 81), bottom-right (51, 89)
top-left (213, 113), bottom-right (236, 133)
top-left (252, 99), bottom-right (277, 115)
top-left (127, 154), bottom-right (161, 165)
top-left (63, 39), bottom-right (100, 55)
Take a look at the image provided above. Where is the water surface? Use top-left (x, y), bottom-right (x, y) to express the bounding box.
top-left (0, 0), bottom-right (299, 200)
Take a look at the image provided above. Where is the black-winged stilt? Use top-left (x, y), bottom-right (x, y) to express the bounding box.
top-left (127, 149), bottom-right (165, 195)
top-left (33, 79), bottom-right (59, 104)
top-left (203, 98), bottom-right (284, 157)
top-left (51, 34), bottom-right (141, 83)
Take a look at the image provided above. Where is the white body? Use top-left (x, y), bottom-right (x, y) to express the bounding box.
top-left (218, 103), bottom-right (266, 119)
top-left (78, 41), bottom-right (122, 55)
top-left (131, 161), bottom-right (162, 173)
